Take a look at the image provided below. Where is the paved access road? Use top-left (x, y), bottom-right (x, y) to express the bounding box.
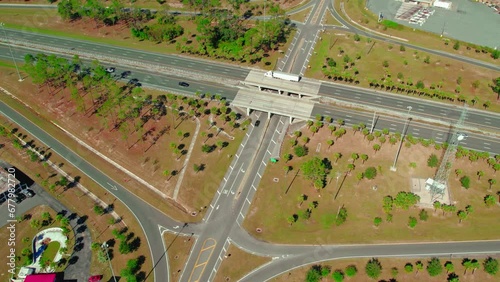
top-left (240, 240), bottom-right (500, 281)
top-left (0, 102), bottom-right (203, 282)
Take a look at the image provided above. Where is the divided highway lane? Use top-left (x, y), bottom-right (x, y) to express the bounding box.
top-left (1, 28), bottom-right (251, 81)
top-left (0, 45), bottom-right (240, 100)
top-left (241, 240), bottom-right (500, 281)
top-left (0, 101), bottom-right (205, 282)
top-left (312, 103), bottom-right (500, 154)
top-left (320, 83), bottom-right (500, 133)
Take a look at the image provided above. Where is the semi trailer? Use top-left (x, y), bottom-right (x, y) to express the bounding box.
top-left (264, 71), bottom-right (301, 82)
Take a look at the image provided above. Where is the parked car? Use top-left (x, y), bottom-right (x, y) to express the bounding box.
top-left (105, 67), bottom-right (116, 73)
top-left (20, 189), bottom-right (34, 198)
top-left (178, 82), bottom-right (189, 87)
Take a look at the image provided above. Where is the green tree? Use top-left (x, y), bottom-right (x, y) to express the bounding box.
top-left (405, 263), bottom-right (414, 273)
top-left (335, 207), bottom-right (348, 226)
top-left (488, 179), bottom-right (496, 190)
top-left (483, 257), bottom-right (499, 275)
top-left (427, 154), bottom-right (439, 167)
top-left (30, 219), bottom-right (41, 230)
top-left (373, 217), bottom-right (382, 227)
top-left (360, 154), bottom-right (368, 164)
top-left (416, 261), bottom-right (424, 274)
top-left (484, 195), bottom-right (496, 207)
top-left (457, 210), bottom-right (468, 223)
top-left (427, 257), bottom-right (443, 277)
top-left (408, 216), bottom-right (417, 228)
top-left (294, 145), bottom-right (308, 157)
top-left (372, 144), bottom-right (381, 153)
top-left (364, 167), bottom-right (377, 179)
top-left (326, 139), bottom-right (334, 148)
top-left (365, 258), bottom-right (382, 279)
top-left (94, 205), bottom-right (105, 215)
top-left (445, 261), bottom-right (454, 273)
top-left (345, 265), bottom-right (357, 277)
top-left (419, 209), bottom-right (429, 221)
top-left (305, 265), bottom-right (322, 282)
top-left (301, 157), bottom-right (331, 188)
top-left (477, 170), bottom-right (484, 180)
top-left (332, 270), bottom-right (344, 282)
top-left (391, 267), bottom-right (399, 278)
top-left (460, 176), bottom-right (470, 189)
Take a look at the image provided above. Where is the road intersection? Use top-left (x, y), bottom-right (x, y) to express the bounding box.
top-left (1, 1), bottom-right (500, 281)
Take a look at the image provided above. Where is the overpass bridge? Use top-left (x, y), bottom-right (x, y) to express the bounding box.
top-left (232, 70), bottom-right (321, 122)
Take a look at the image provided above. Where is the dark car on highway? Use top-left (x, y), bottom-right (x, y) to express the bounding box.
top-left (178, 82), bottom-right (189, 87)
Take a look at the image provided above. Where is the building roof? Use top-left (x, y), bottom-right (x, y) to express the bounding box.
top-left (24, 273), bottom-right (57, 282)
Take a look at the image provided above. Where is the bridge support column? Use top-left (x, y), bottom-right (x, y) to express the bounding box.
top-left (268, 112), bottom-right (271, 119)
top-left (247, 107), bottom-right (250, 116)
top-left (289, 115), bottom-right (293, 123)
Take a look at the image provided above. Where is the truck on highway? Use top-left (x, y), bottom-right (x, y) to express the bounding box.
top-left (264, 71), bottom-right (301, 82)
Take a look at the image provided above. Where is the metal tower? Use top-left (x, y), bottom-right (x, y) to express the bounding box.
top-left (428, 104), bottom-right (468, 202)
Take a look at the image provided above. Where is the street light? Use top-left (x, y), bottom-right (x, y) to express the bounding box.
top-left (0, 23), bottom-right (23, 82)
top-left (370, 111), bottom-right (377, 134)
top-left (390, 106), bottom-right (412, 171)
top-left (102, 242), bottom-right (117, 282)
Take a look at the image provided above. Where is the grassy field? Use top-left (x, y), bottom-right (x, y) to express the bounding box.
top-left (214, 244), bottom-right (271, 282)
top-left (289, 6), bottom-right (313, 23)
top-left (40, 241), bottom-right (61, 263)
top-left (0, 115), bottom-right (154, 280)
top-left (0, 205), bottom-right (74, 276)
top-left (324, 9), bottom-right (342, 26)
top-left (163, 232), bottom-right (194, 281)
top-left (272, 257), bottom-right (500, 282)
top-left (336, 0), bottom-right (499, 64)
top-left (243, 122), bottom-right (500, 244)
top-left (307, 31), bottom-right (500, 112)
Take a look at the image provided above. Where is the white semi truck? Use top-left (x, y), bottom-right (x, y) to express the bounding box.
top-left (264, 71), bottom-right (301, 82)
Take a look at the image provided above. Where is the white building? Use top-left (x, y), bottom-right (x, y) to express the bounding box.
top-left (433, 0), bottom-right (452, 9)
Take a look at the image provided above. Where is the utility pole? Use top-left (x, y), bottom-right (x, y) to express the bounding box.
top-left (102, 242), bottom-right (117, 282)
top-left (390, 106), bottom-right (412, 171)
top-left (369, 111), bottom-right (377, 134)
top-left (0, 23), bottom-right (23, 82)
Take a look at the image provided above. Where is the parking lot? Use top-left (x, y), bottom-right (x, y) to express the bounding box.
top-left (367, 0), bottom-right (500, 48)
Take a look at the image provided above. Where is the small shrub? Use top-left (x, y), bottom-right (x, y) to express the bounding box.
top-left (460, 176), bottom-right (470, 189)
top-left (364, 167), bottom-right (377, 179)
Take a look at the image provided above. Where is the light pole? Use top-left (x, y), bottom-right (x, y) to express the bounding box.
top-left (369, 111), bottom-right (377, 134)
top-left (390, 106), bottom-right (412, 171)
top-left (102, 242), bottom-right (117, 282)
top-left (0, 23), bottom-right (23, 82)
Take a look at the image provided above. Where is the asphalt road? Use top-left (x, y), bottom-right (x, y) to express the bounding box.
top-left (312, 103), bottom-right (500, 155)
top-left (319, 82), bottom-right (500, 133)
top-left (0, 101), bottom-right (203, 282)
top-left (240, 240), bottom-right (500, 281)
